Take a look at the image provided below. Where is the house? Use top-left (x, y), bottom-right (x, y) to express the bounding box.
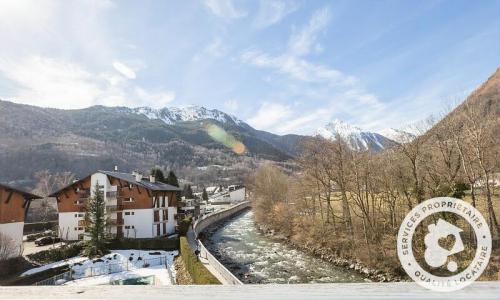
top-left (0, 183), bottom-right (41, 257)
top-left (208, 186), bottom-right (246, 205)
top-left (49, 170), bottom-right (182, 241)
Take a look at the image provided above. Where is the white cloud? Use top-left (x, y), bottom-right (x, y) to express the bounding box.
top-left (247, 102), bottom-right (293, 129)
top-left (0, 56), bottom-right (107, 108)
top-left (241, 7), bottom-right (389, 134)
top-left (275, 108), bottom-right (330, 134)
top-left (254, 0), bottom-right (298, 29)
top-left (203, 0), bottom-right (246, 19)
top-left (113, 61), bottom-right (136, 79)
top-left (0, 55), bottom-right (175, 109)
top-left (135, 87), bottom-right (175, 108)
top-left (241, 51), bottom-right (356, 86)
top-left (224, 99), bottom-right (239, 112)
top-left (288, 7), bottom-right (330, 56)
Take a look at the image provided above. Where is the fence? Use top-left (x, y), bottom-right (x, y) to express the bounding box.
top-left (34, 256), bottom-right (169, 286)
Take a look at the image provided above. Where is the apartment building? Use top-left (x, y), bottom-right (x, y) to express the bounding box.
top-left (0, 183), bottom-right (41, 257)
top-left (50, 170), bottom-right (182, 241)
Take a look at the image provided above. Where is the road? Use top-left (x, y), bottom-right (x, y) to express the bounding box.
top-left (22, 241), bottom-right (65, 256)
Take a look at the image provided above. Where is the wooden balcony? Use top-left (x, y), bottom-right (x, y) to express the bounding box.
top-left (106, 204), bottom-right (124, 212)
top-left (107, 218), bottom-right (124, 225)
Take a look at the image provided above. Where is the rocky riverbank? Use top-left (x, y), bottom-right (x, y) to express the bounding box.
top-left (255, 224), bottom-right (407, 283)
top-left (203, 210), bottom-right (376, 284)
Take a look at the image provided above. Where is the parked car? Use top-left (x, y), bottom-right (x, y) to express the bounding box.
top-left (34, 236), bottom-right (61, 246)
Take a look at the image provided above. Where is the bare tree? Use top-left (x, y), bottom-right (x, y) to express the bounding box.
top-left (0, 233), bottom-right (18, 261)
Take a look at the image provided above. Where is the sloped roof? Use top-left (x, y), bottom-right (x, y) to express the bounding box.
top-left (98, 171), bottom-right (182, 192)
top-left (48, 170), bottom-right (182, 197)
top-left (0, 183), bottom-right (42, 199)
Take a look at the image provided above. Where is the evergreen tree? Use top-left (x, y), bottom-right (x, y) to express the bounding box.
top-left (202, 188), bottom-right (209, 201)
top-left (150, 168), bottom-right (166, 183)
top-left (166, 171), bottom-right (179, 187)
top-left (166, 170), bottom-right (181, 199)
top-left (84, 182), bottom-right (107, 257)
top-left (183, 184), bottom-right (194, 199)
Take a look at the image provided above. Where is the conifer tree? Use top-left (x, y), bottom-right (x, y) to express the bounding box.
top-left (84, 181), bottom-right (107, 257)
top-left (150, 168), bottom-right (166, 183)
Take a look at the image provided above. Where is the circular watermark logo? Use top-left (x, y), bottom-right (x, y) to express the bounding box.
top-left (397, 197), bottom-right (492, 292)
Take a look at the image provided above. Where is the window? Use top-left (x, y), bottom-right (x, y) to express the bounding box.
top-left (128, 183), bottom-right (133, 189)
top-left (74, 227), bottom-right (83, 231)
top-left (124, 211), bottom-right (135, 216)
top-left (123, 197), bottom-right (134, 202)
top-left (124, 225), bottom-right (135, 229)
top-left (74, 200), bottom-right (84, 205)
top-left (74, 213), bottom-right (84, 218)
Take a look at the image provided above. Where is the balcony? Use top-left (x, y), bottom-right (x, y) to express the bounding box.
top-left (107, 218), bottom-right (124, 225)
top-left (106, 204), bottom-right (124, 212)
top-left (78, 220), bottom-right (87, 227)
top-left (106, 191), bottom-right (119, 198)
top-left (76, 189), bottom-right (90, 197)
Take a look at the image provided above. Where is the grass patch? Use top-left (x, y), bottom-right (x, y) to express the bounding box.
top-left (179, 236), bottom-right (220, 284)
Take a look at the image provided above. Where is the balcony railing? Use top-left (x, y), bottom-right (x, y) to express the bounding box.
top-left (76, 189), bottom-right (90, 197)
top-left (106, 191), bottom-right (119, 198)
top-left (106, 205), bottom-right (124, 212)
top-left (107, 218), bottom-right (124, 225)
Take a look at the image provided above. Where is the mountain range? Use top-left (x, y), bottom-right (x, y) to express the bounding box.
top-left (0, 99), bottom-right (393, 185)
top-left (316, 119), bottom-right (396, 151)
top-left (2, 67), bottom-right (498, 186)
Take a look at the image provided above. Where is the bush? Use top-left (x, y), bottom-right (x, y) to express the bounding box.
top-left (27, 243), bottom-right (84, 265)
top-left (179, 236), bottom-right (220, 284)
top-left (0, 257), bottom-right (34, 281)
top-left (25, 231), bottom-right (55, 242)
top-left (5, 265), bottom-right (70, 286)
top-left (177, 216), bottom-right (192, 236)
top-left (23, 221), bottom-right (58, 234)
top-left (107, 237), bottom-right (179, 251)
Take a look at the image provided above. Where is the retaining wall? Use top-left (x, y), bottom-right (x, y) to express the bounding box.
top-left (193, 201), bottom-right (250, 285)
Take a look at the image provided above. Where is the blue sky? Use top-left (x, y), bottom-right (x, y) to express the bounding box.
top-left (0, 0), bottom-right (498, 135)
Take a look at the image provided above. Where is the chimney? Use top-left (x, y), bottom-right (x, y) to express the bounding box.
top-left (150, 175), bottom-right (156, 183)
top-left (114, 165), bottom-right (118, 171)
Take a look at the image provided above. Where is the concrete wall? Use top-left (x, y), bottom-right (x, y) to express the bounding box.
top-left (193, 201), bottom-right (251, 285)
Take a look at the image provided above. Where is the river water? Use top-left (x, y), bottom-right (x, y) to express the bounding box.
top-left (203, 210), bottom-right (366, 284)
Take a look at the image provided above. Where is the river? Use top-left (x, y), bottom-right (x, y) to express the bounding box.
top-left (203, 210), bottom-right (366, 284)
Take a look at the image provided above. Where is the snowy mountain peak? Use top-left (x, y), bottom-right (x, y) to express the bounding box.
top-left (378, 128), bottom-right (416, 143)
top-left (133, 105), bottom-right (246, 126)
top-left (317, 119), bottom-right (395, 152)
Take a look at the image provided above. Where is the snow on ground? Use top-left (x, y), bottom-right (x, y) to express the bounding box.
top-left (64, 265), bottom-right (173, 286)
top-left (21, 249), bottom-right (178, 286)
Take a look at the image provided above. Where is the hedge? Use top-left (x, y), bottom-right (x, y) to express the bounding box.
top-left (27, 242), bottom-right (84, 265)
top-left (5, 265), bottom-right (70, 286)
top-left (177, 215), bottom-right (192, 236)
top-left (107, 237), bottom-right (179, 251)
top-left (179, 236), bottom-right (220, 284)
top-left (23, 221), bottom-right (58, 234)
top-left (25, 231), bottom-right (55, 242)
